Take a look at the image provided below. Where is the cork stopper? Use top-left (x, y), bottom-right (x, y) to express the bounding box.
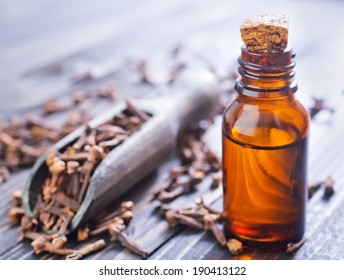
top-left (240, 14), bottom-right (288, 52)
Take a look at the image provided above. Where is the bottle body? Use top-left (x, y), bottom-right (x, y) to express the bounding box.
top-left (222, 47), bottom-right (309, 250)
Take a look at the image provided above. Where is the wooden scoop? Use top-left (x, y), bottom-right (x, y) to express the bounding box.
top-left (23, 69), bottom-right (219, 232)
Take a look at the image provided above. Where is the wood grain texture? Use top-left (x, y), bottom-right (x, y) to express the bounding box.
top-left (1, 0), bottom-right (344, 260)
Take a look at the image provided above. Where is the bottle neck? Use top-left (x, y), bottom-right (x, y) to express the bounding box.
top-left (235, 46), bottom-right (297, 98)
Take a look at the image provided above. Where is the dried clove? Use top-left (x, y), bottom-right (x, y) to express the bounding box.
top-left (323, 176), bottom-right (335, 198)
top-left (71, 70), bottom-right (96, 84)
top-left (59, 152), bottom-right (88, 162)
top-left (157, 186), bottom-right (191, 203)
top-left (19, 217), bottom-right (37, 240)
top-left (196, 198), bottom-right (223, 218)
top-left (210, 172), bottom-right (222, 189)
top-left (308, 181), bottom-right (322, 199)
top-left (0, 166), bottom-right (10, 184)
top-left (226, 239), bottom-right (243, 256)
top-left (89, 202), bottom-right (134, 236)
top-left (121, 211), bottom-right (134, 225)
top-left (308, 97), bottom-right (334, 119)
top-left (54, 192), bottom-right (80, 213)
top-left (168, 63), bottom-right (186, 84)
top-left (97, 85), bottom-right (118, 101)
top-left (21, 230), bottom-right (47, 241)
top-left (11, 190), bottom-right (23, 207)
top-left (43, 100), bottom-right (71, 115)
top-left (77, 161), bottom-right (95, 203)
top-left (73, 91), bottom-right (89, 105)
top-left (108, 218), bottom-right (148, 258)
top-left (48, 159), bottom-right (65, 188)
top-left (286, 238), bottom-right (307, 254)
top-left (73, 128), bottom-right (89, 150)
top-left (43, 213), bottom-right (57, 231)
top-left (8, 207), bottom-right (25, 225)
top-left (31, 235), bottom-right (74, 255)
top-left (41, 203), bottom-right (66, 217)
top-left (57, 210), bottom-right (75, 235)
top-left (96, 125), bottom-right (128, 142)
top-left (161, 201), bottom-right (227, 248)
top-left (308, 177), bottom-right (335, 199)
top-left (170, 44), bottom-right (182, 58)
top-left (165, 210), bottom-right (203, 230)
top-left (188, 167), bottom-right (206, 184)
top-left (85, 129), bottom-right (97, 146)
top-left (66, 239), bottom-right (106, 260)
top-left (20, 145), bottom-right (47, 159)
top-left (98, 134), bottom-right (128, 150)
top-left (169, 165), bottom-right (189, 179)
top-left (151, 179), bottom-right (174, 201)
top-left (137, 59), bottom-right (154, 86)
top-left (52, 234), bottom-right (68, 249)
top-left (203, 213), bottom-right (226, 246)
top-left (125, 100), bottom-right (150, 122)
top-left (77, 227), bottom-right (90, 242)
top-left (96, 201), bottom-right (134, 224)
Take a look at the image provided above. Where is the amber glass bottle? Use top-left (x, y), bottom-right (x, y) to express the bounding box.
top-left (222, 46), bottom-right (309, 250)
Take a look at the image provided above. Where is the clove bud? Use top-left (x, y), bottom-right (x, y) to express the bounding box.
top-left (286, 238), bottom-right (307, 254)
top-left (323, 176), bottom-right (335, 198)
top-left (108, 218), bottom-right (148, 258)
top-left (226, 239), bottom-right (243, 256)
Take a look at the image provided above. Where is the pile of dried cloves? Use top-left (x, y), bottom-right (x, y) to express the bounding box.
top-left (153, 125), bottom-right (222, 203)
top-left (160, 199), bottom-right (243, 256)
top-left (0, 113), bottom-right (85, 177)
top-left (8, 101), bottom-right (150, 259)
top-left (0, 83), bottom-right (117, 185)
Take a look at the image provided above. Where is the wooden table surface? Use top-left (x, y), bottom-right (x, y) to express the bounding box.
top-left (1, 0), bottom-right (344, 260)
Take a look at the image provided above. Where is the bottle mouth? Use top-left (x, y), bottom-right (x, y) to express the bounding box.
top-left (239, 45), bottom-right (295, 71)
top-left (235, 45), bottom-right (297, 97)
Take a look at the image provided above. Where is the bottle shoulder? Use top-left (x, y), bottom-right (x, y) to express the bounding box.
top-left (222, 95), bottom-right (310, 148)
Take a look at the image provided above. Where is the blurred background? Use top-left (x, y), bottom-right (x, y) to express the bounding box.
top-left (1, 0), bottom-right (344, 114)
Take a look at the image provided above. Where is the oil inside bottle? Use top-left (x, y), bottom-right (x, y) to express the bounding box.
top-left (222, 129), bottom-right (307, 250)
